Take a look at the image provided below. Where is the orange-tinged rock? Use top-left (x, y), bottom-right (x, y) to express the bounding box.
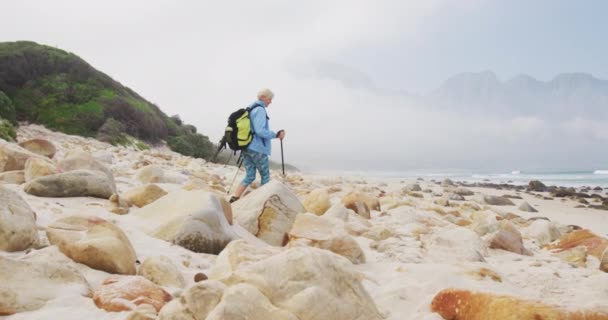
top-left (93, 276), bottom-right (172, 312)
top-left (545, 229), bottom-right (608, 259)
top-left (431, 289), bottom-right (608, 320)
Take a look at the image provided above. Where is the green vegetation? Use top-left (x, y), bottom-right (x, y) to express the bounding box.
top-left (0, 41), bottom-right (217, 160)
top-left (0, 117), bottom-right (16, 141)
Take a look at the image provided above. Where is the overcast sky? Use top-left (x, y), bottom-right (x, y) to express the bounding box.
top-left (2, 0), bottom-right (607, 173)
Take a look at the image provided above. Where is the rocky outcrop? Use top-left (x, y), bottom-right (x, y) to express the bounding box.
top-left (123, 183), bottom-right (167, 208)
top-left (287, 213), bottom-right (365, 264)
top-left (46, 215), bottom-right (138, 274)
top-left (138, 256), bottom-right (186, 288)
top-left (303, 188), bottom-right (331, 215)
top-left (0, 186), bottom-right (39, 251)
top-left (431, 288), bottom-right (608, 320)
top-left (18, 138), bottom-right (56, 158)
top-left (24, 169), bottom-right (115, 198)
top-left (93, 276), bottom-right (172, 312)
top-left (232, 181), bottom-right (305, 246)
top-left (159, 240), bottom-right (382, 320)
top-left (0, 255), bottom-right (90, 315)
top-left (133, 189), bottom-right (236, 254)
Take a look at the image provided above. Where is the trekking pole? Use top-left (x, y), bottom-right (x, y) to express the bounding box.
top-left (280, 140), bottom-right (285, 177)
top-left (227, 153), bottom-right (243, 194)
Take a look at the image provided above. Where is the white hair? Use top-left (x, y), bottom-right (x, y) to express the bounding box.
top-left (257, 88), bottom-right (274, 100)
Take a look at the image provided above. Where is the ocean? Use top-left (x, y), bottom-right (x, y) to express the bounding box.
top-left (312, 169), bottom-right (608, 189)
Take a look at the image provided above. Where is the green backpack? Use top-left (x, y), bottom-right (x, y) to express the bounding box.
top-left (212, 103), bottom-right (262, 161)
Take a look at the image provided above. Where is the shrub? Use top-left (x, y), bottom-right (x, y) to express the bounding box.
top-left (97, 117), bottom-right (128, 145)
top-left (0, 118), bottom-right (16, 141)
top-left (167, 133), bottom-right (214, 159)
top-left (0, 91), bottom-right (16, 124)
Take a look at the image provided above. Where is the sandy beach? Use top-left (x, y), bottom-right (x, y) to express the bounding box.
top-left (1, 124), bottom-right (608, 320)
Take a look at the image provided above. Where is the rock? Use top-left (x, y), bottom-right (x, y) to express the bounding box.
top-left (601, 248), bottom-right (608, 272)
top-left (434, 198), bottom-right (450, 207)
top-left (92, 150), bottom-right (114, 164)
top-left (303, 188), bottom-right (331, 215)
top-left (431, 289), bottom-right (608, 320)
top-left (404, 183), bottom-right (422, 192)
top-left (489, 221), bottom-right (531, 255)
top-left (24, 157), bottom-right (59, 182)
top-left (593, 186), bottom-right (603, 191)
top-left (93, 276), bottom-right (172, 312)
top-left (133, 189), bottom-right (236, 253)
top-left (126, 304), bottom-right (158, 320)
top-left (545, 229), bottom-right (608, 259)
top-left (109, 193), bottom-right (131, 215)
top-left (18, 138), bottom-right (56, 158)
top-left (0, 186), bottom-right (39, 251)
top-left (0, 170), bottom-right (25, 184)
top-left (124, 184), bottom-right (168, 208)
top-left (341, 191), bottom-right (380, 219)
top-left (444, 192), bottom-right (465, 201)
top-left (518, 201), bottom-right (538, 212)
top-left (445, 187), bottom-right (474, 196)
top-left (474, 194), bottom-right (515, 206)
top-left (555, 246), bottom-right (587, 267)
top-left (24, 169), bottom-right (115, 198)
top-left (503, 194), bottom-right (523, 200)
top-left (138, 256), bottom-right (186, 288)
top-left (159, 240), bottom-right (382, 320)
top-left (136, 165), bottom-right (165, 183)
top-left (551, 187), bottom-right (576, 198)
top-left (527, 180), bottom-right (547, 192)
top-left (0, 140), bottom-right (52, 172)
top-left (194, 272), bottom-right (208, 282)
top-left (424, 226), bottom-right (487, 262)
top-left (57, 149), bottom-right (115, 190)
top-left (0, 255), bottom-right (90, 315)
top-left (323, 203), bottom-right (351, 222)
top-left (232, 181), bottom-right (305, 246)
top-left (46, 215), bottom-right (138, 274)
top-left (441, 178), bottom-right (456, 187)
top-left (287, 213), bottom-right (365, 264)
top-left (521, 219), bottom-right (562, 246)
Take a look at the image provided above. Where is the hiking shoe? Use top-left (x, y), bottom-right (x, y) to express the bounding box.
top-left (229, 196), bottom-right (240, 203)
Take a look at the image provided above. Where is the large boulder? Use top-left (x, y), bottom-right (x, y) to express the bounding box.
top-left (474, 194), bottom-right (515, 206)
top-left (18, 138), bottom-right (56, 158)
top-left (303, 188), bottom-right (331, 215)
top-left (0, 186), bottom-right (39, 251)
top-left (424, 226), bottom-right (487, 262)
top-left (518, 201), bottom-right (538, 212)
top-left (431, 289), bottom-right (608, 320)
top-left (0, 170), bottom-right (25, 184)
top-left (133, 189), bottom-right (236, 254)
top-left (287, 213), bottom-right (365, 264)
top-left (404, 183), bottom-right (422, 192)
top-left (24, 169), bottom-right (115, 198)
top-left (0, 140), bottom-right (52, 172)
top-left (138, 255), bottom-right (186, 288)
top-left (488, 220), bottom-right (531, 255)
top-left (46, 215), bottom-right (138, 274)
top-left (0, 255), bottom-right (90, 315)
top-left (527, 180), bottom-right (547, 192)
top-left (521, 219), bottom-right (562, 246)
top-left (57, 149), bottom-right (116, 191)
top-left (232, 181), bottom-right (305, 246)
top-left (159, 240), bottom-right (383, 320)
top-left (545, 229), bottom-right (608, 259)
top-left (24, 157), bottom-right (59, 182)
top-left (123, 183), bottom-right (168, 208)
top-left (93, 276), bottom-right (172, 312)
top-left (341, 191), bottom-right (380, 219)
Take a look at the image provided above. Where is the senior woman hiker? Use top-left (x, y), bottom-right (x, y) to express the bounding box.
top-left (229, 88), bottom-right (286, 203)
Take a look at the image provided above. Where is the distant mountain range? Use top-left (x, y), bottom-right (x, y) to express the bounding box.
top-left (428, 71), bottom-right (608, 119)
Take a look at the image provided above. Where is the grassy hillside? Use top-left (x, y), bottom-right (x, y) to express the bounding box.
top-left (0, 41), bottom-right (214, 158)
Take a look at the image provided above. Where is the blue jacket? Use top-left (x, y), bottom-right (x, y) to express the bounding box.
top-left (247, 100), bottom-right (276, 155)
